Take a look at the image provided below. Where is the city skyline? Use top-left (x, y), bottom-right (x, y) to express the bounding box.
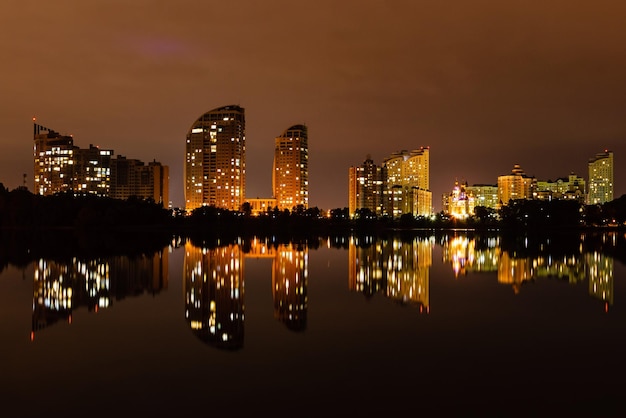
top-left (1, 1), bottom-right (625, 211)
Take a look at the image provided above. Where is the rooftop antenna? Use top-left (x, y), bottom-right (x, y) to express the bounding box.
top-left (23, 173), bottom-right (27, 189)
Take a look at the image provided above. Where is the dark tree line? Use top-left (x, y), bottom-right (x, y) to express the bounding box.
top-left (1, 184), bottom-right (625, 235)
top-left (0, 186), bottom-right (171, 229)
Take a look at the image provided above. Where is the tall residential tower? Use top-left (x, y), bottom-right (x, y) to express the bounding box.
top-left (272, 124), bottom-right (308, 210)
top-left (587, 150), bottom-right (614, 205)
top-left (383, 147), bottom-right (431, 217)
top-left (348, 155), bottom-right (384, 217)
top-left (185, 105), bottom-right (246, 211)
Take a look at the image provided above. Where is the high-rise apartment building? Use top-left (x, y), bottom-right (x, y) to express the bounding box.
top-left (73, 144), bottom-right (113, 196)
top-left (33, 122), bottom-right (76, 195)
top-left (587, 150), bottom-right (614, 205)
top-left (33, 120), bottom-right (167, 202)
top-left (272, 124), bottom-right (308, 210)
top-left (33, 123), bottom-right (112, 197)
top-left (497, 164), bottom-right (536, 207)
top-left (110, 156), bottom-right (169, 205)
top-left (382, 147), bottom-right (431, 217)
top-left (185, 105), bottom-right (246, 212)
top-left (348, 155), bottom-right (385, 217)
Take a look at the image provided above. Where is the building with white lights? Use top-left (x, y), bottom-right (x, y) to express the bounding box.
top-left (33, 121), bottom-right (168, 202)
top-left (587, 150), bottom-right (613, 205)
top-left (465, 184), bottom-right (499, 210)
top-left (535, 173), bottom-right (586, 203)
top-left (33, 123), bottom-right (112, 197)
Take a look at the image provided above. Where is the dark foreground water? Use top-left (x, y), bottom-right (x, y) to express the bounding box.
top-left (1, 231), bottom-right (625, 417)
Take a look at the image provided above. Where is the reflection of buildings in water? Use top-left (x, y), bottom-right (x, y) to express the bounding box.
top-left (497, 253), bottom-right (534, 294)
top-left (349, 237), bottom-right (385, 297)
top-left (586, 252), bottom-right (613, 310)
top-left (441, 235), bottom-right (499, 276)
top-left (441, 236), bottom-right (615, 305)
top-left (245, 237), bottom-right (276, 259)
top-left (532, 254), bottom-right (586, 284)
top-left (348, 236), bottom-right (432, 311)
top-left (109, 251), bottom-right (169, 299)
top-left (442, 235), bottom-right (475, 277)
top-left (32, 260), bottom-right (74, 339)
top-left (32, 252), bottom-right (168, 340)
top-left (184, 242), bottom-right (245, 350)
top-left (272, 244), bottom-right (308, 331)
top-left (74, 259), bottom-right (111, 311)
top-left (497, 249), bottom-right (604, 295)
top-left (183, 238), bottom-right (312, 345)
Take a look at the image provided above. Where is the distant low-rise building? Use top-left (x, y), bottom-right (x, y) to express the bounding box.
top-left (443, 181), bottom-right (475, 218)
top-left (465, 184), bottom-right (498, 209)
top-left (245, 197), bottom-right (278, 215)
top-left (535, 173), bottom-right (586, 203)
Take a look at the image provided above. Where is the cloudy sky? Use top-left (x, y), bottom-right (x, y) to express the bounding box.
top-left (1, 0), bottom-right (624, 211)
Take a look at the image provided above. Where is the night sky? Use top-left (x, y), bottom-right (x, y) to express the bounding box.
top-left (1, 0), bottom-right (624, 211)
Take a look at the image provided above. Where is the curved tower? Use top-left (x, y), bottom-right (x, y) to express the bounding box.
top-left (184, 105), bottom-right (245, 211)
top-left (272, 124), bottom-right (308, 210)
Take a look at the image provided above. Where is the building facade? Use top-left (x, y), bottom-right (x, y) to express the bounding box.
top-left (443, 181), bottom-right (475, 218)
top-left (348, 155), bottom-right (385, 217)
top-left (272, 124), bottom-right (308, 210)
top-left (587, 150), bottom-right (613, 205)
top-left (73, 144), bottom-right (113, 196)
top-left (110, 156), bottom-right (169, 205)
top-left (33, 123), bottom-right (77, 195)
top-left (245, 198), bottom-right (278, 216)
top-left (382, 147), bottom-right (431, 217)
top-left (465, 184), bottom-right (499, 210)
top-left (185, 105), bottom-right (246, 212)
top-left (497, 164), bottom-right (536, 207)
top-left (535, 173), bottom-right (586, 203)
top-left (33, 123), bottom-right (112, 197)
top-left (33, 121), bottom-right (167, 202)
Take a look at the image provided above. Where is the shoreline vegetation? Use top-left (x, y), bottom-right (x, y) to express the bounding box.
top-left (1, 186), bottom-right (625, 269)
top-left (1, 187), bottom-right (625, 233)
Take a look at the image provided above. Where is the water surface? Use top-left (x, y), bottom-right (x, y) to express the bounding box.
top-left (1, 232), bottom-right (624, 416)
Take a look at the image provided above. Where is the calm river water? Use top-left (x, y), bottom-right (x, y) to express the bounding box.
top-left (1, 231), bottom-right (625, 417)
